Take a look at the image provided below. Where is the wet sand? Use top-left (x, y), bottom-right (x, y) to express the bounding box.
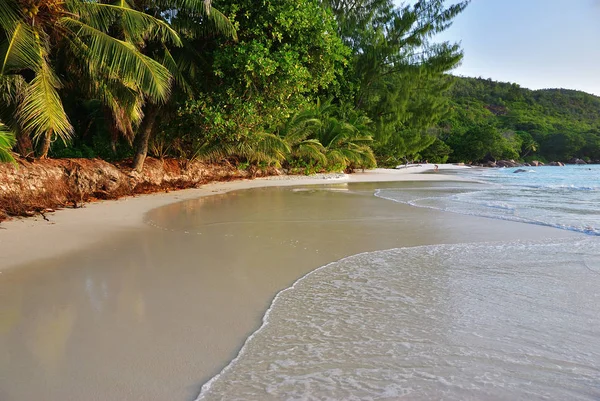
top-left (0, 178), bottom-right (581, 401)
top-left (0, 168), bottom-right (462, 272)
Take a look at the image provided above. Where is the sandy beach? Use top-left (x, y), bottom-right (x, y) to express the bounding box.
top-left (0, 166), bottom-right (580, 401)
top-left (0, 166), bottom-right (465, 272)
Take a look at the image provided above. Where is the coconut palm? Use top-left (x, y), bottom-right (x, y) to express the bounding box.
top-left (0, 0), bottom-right (179, 158)
top-left (280, 99), bottom-right (376, 171)
top-left (278, 108), bottom-right (328, 167)
top-left (191, 131), bottom-right (289, 168)
top-left (129, 0), bottom-right (237, 171)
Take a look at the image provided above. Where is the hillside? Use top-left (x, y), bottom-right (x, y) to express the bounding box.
top-left (431, 76), bottom-right (600, 163)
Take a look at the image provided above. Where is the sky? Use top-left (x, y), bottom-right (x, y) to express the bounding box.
top-left (398, 0), bottom-right (600, 95)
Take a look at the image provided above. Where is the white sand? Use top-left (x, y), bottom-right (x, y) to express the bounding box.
top-left (0, 167), bottom-right (469, 272)
top-left (1, 164), bottom-right (581, 401)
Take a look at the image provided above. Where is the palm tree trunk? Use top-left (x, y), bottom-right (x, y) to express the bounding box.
top-left (38, 130), bottom-right (53, 159)
top-left (132, 104), bottom-right (159, 172)
top-left (16, 131), bottom-right (34, 159)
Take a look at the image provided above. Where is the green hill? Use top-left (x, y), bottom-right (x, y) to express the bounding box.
top-left (433, 76), bottom-right (600, 163)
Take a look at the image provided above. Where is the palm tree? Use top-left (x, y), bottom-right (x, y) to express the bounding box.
top-left (129, 0), bottom-right (237, 172)
top-left (280, 99), bottom-right (376, 171)
top-left (0, 0), bottom-right (178, 158)
top-left (278, 108), bottom-right (328, 168)
top-left (0, 123), bottom-right (16, 163)
top-left (318, 111), bottom-right (376, 171)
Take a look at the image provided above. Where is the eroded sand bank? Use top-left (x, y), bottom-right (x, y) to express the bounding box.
top-left (0, 167), bottom-right (466, 271)
top-left (0, 168), bottom-right (580, 401)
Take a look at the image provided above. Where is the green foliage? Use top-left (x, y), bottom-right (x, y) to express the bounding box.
top-left (323, 0), bottom-right (468, 162)
top-left (170, 0), bottom-right (351, 167)
top-left (0, 0), bottom-right (177, 156)
top-left (446, 125), bottom-right (521, 162)
top-left (0, 122), bottom-right (16, 163)
top-left (198, 0), bottom-right (349, 132)
top-left (1, 0), bottom-right (475, 170)
top-left (278, 99), bottom-right (376, 171)
top-left (437, 77), bottom-right (600, 162)
top-left (418, 138), bottom-right (452, 164)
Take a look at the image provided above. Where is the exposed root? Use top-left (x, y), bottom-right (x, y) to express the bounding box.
top-left (0, 158), bottom-right (281, 222)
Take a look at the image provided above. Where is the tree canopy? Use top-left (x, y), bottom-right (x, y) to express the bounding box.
top-left (432, 76), bottom-right (600, 163)
top-left (19, 1), bottom-right (597, 170)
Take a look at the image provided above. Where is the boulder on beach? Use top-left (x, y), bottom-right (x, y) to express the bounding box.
top-left (496, 160), bottom-right (522, 168)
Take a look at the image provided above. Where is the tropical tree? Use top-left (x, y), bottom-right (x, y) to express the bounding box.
top-left (0, 0), bottom-right (177, 158)
top-left (278, 109), bottom-right (328, 168)
top-left (318, 102), bottom-right (376, 170)
top-left (278, 99), bottom-right (376, 171)
top-left (322, 0), bottom-right (468, 162)
top-left (129, 0), bottom-right (238, 171)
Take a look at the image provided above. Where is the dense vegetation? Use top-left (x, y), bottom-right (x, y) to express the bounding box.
top-left (0, 0), bottom-right (468, 170)
top-left (431, 77), bottom-right (600, 164)
top-left (2, 1), bottom-right (598, 171)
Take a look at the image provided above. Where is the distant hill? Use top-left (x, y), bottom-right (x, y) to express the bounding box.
top-left (432, 76), bottom-right (600, 163)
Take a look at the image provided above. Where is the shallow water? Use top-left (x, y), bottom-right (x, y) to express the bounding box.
top-left (377, 165), bottom-right (600, 235)
top-left (197, 168), bottom-right (600, 400)
top-left (0, 182), bottom-right (587, 401)
top-left (198, 238), bottom-right (600, 400)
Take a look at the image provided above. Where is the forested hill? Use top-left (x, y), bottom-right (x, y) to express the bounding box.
top-left (432, 76), bottom-right (600, 163)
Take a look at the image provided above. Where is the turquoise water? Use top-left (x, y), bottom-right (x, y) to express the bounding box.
top-left (197, 167), bottom-right (600, 401)
top-left (377, 165), bottom-right (600, 235)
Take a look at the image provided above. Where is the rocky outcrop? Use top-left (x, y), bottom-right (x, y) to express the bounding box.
top-left (496, 160), bottom-right (522, 168)
top-left (548, 161), bottom-right (565, 166)
top-left (567, 158), bottom-right (587, 165)
top-left (0, 158), bottom-right (280, 221)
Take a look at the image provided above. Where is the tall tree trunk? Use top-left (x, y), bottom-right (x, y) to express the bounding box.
top-left (38, 130), bottom-right (53, 159)
top-left (16, 131), bottom-right (34, 159)
top-left (132, 104), bottom-right (159, 172)
top-left (104, 108), bottom-right (119, 154)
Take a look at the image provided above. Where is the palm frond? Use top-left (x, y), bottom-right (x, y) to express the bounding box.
top-left (168, 4), bottom-right (237, 41)
top-left (294, 139), bottom-right (328, 165)
top-left (18, 61), bottom-right (72, 144)
top-left (1, 22), bottom-right (43, 74)
top-left (74, 1), bottom-right (181, 47)
top-left (0, 73), bottom-right (25, 105)
top-left (0, 0), bottom-right (19, 33)
top-left (161, 44), bottom-right (193, 96)
top-left (62, 17), bottom-right (173, 103)
top-left (251, 132), bottom-right (289, 164)
top-left (0, 122), bottom-right (17, 163)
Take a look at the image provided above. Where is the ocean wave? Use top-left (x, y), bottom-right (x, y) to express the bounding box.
top-left (195, 249), bottom-right (380, 401)
top-left (374, 189), bottom-right (600, 236)
top-left (196, 239), bottom-right (600, 400)
top-left (518, 184), bottom-right (600, 191)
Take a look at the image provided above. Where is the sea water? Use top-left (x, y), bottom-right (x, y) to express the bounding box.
top-left (197, 166), bottom-right (600, 401)
top-left (376, 165), bottom-right (600, 235)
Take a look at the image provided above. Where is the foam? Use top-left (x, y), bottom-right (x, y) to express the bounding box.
top-left (195, 238), bottom-right (600, 400)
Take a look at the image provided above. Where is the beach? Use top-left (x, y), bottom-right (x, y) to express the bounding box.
top-left (0, 166), bottom-right (462, 272)
top-left (0, 166), bottom-right (584, 401)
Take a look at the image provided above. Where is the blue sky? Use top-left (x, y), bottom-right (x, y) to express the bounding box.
top-left (398, 0), bottom-right (600, 95)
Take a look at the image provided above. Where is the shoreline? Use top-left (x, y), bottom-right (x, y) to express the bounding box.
top-left (0, 166), bottom-right (468, 272)
top-left (0, 166), bottom-right (583, 401)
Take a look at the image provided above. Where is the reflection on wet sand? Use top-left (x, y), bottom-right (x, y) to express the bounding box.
top-left (0, 184), bottom-right (578, 401)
